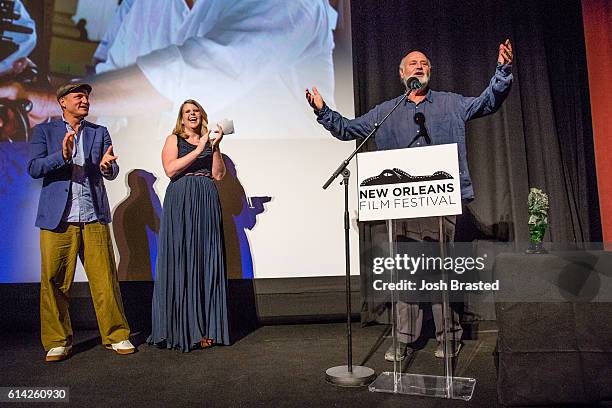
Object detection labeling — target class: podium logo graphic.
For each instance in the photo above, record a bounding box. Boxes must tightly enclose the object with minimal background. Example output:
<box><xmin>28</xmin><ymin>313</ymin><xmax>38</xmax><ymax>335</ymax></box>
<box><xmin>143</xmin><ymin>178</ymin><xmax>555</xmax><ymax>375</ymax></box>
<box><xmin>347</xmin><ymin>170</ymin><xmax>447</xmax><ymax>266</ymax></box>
<box><xmin>360</xmin><ymin>168</ymin><xmax>453</xmax><ymax>187</ymax></box>
<box><xmin>359</xmin><ymin>167</ymin><xmax>457</xmax><ymax>213</ymax></box>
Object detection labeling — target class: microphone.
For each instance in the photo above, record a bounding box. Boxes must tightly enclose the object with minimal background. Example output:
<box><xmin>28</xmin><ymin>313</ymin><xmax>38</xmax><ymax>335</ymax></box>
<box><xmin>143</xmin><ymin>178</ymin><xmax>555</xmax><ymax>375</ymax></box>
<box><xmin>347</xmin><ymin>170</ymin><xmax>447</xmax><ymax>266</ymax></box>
<box><xmin>404</xmin><ymin>77</ymin><xmax>422</xmax><ymax>92</ymax></box>
<box><xmin>414</xmin><ymin>112</ymin><xmax>425</xmax><ymax>126</ymax></box>
<box><xmin>413</xmin><ymin>112</ymin><xmax>431</xmax><ymax>145</ymax></box>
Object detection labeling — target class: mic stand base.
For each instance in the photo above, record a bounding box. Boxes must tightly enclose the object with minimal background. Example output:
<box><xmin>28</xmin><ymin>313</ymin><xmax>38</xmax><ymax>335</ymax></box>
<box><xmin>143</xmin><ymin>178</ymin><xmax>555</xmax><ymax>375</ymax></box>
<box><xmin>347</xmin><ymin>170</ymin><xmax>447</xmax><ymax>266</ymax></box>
<box><xmin>326</xmin><ymin>365</ymin><xmax>377</xmax><ymax>388</ymax></box>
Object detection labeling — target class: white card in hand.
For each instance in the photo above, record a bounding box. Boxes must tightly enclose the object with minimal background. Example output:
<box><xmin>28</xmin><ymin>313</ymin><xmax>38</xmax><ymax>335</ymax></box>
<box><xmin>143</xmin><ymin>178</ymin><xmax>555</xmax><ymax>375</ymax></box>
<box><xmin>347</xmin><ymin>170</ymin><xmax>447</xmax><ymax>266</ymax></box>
<box><xmin>216</xmin><ymin>119</ymin><xmax>234</xmax><ymax>135</ymax></box>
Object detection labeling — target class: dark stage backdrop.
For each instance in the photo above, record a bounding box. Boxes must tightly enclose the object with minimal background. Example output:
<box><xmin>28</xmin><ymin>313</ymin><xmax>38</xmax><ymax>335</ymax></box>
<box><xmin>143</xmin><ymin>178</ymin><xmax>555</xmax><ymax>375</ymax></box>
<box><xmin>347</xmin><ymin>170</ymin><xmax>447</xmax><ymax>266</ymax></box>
<box><xmin>350</xmin><ymin>0</ymin><xmax>602</xmax><ymax>321</ymax></box>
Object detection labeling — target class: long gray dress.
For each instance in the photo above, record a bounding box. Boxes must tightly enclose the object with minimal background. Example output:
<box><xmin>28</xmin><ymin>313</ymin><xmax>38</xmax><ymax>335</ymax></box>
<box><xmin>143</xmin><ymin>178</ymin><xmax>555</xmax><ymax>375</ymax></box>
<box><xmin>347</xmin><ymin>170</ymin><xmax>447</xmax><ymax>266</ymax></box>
<box><xmin>148</xmin><ymin>137</ymin><xmax>229</xmax><ymax>351</ymax></box>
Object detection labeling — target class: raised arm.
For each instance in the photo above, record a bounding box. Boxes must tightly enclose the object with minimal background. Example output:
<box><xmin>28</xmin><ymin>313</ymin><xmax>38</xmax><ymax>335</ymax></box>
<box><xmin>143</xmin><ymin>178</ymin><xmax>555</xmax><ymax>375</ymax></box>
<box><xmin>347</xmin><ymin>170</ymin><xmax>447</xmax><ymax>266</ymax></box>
<box><xmin>461</xmin><ymin>39</ymin><xmax>514</xmax><ymax>121</ymax></box>
<box><xmin>306</xmin><ymin>86</ymin><xmax>379</xmax><ymax>141</ymax></box>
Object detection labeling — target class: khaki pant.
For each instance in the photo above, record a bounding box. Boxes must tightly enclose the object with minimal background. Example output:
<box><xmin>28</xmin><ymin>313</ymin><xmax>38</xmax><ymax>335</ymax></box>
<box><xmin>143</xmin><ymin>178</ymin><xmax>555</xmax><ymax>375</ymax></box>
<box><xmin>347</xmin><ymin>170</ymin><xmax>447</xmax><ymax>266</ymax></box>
<box><xmin>39</xmin><ymin>222</ymin><xmax>130</xmax><ymax>351</ymax></box>
<box><xmin>396</xmin><ymin>302</ymin><xmax>463</xmax><ymax>343</ymax></box>
<box><xmin>394</xmin><ymin>216</ymin><xmax>463</xmax><ymax>344</ymax></box>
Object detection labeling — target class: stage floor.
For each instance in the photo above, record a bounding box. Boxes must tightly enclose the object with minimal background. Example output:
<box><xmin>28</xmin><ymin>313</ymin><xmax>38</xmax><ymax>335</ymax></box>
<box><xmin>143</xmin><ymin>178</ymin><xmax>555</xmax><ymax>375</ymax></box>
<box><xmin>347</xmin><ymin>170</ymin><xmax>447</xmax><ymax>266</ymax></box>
<box><xmin>2</xmin><ymin>323</ymin><xmax>502</xmax><ymax>407</ymax></box>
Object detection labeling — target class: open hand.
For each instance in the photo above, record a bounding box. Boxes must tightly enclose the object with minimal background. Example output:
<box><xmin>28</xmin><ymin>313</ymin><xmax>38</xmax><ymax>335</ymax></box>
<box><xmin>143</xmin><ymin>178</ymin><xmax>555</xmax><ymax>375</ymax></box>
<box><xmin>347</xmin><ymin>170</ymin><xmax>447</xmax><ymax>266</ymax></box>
<box><xmin>498</xmin><ymin>39</ymin><xmax>513</xmax><ymax>65</ymax></box>
<box><xmin>100</xmin><ymin>145</ymin><xmax>117</xmax><ymax>173</ymax></box>
<box><xmin>305</xmin><ymin>87</ymin><xmax>325</xmax><ymax>111</ymax></box>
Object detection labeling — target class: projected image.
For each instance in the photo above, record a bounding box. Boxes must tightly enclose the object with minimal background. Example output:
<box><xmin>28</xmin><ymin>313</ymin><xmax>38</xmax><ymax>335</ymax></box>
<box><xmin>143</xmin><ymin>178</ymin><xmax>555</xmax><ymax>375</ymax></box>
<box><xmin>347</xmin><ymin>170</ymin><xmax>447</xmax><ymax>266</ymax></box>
<box><xmin>3</xmin><ymin>0</ymin><xmax>338</xmax><ymax>138</ymax></box>
<box><xmin>0</xmin><ymin>0</ymin><xmax>358</xmax><ymax>283</ymax></box>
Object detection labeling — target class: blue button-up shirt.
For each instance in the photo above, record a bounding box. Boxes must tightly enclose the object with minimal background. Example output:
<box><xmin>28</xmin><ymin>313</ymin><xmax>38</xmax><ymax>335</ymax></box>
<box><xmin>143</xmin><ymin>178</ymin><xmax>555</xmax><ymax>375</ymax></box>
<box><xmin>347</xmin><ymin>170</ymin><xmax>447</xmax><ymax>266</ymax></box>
<box><xmin>62</xmin><ymin>117</ymin><xmax>97</xmax><ymax>223</ymax></box>
<box><xmin>317</xmin><ymin>64</ymin><xmax>513</xmax><ymax>200</ymax></box>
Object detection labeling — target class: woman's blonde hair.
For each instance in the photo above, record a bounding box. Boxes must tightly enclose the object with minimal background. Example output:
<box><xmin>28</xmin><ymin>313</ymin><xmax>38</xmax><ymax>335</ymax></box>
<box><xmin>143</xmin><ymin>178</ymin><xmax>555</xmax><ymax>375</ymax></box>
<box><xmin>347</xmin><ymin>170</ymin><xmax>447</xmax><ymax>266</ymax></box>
<box><xmin>172</xmin><ymin>99</ymin><xmax>208</xmax><ymax>139</ymax></box>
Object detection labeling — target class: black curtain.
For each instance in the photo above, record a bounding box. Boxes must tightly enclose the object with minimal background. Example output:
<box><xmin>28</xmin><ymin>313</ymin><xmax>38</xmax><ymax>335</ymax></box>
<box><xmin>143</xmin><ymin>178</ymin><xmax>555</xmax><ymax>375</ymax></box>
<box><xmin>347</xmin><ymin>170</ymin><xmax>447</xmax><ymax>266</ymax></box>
<box><xmin>350</xmin><ymin>0</ymin><xmax>601</xmax><ymax>244</ymax></box>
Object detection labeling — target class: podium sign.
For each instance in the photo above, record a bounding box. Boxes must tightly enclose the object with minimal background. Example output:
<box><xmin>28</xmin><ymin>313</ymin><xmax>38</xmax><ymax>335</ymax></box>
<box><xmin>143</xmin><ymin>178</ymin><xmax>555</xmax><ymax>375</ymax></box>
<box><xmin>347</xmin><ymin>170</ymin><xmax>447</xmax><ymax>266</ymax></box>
<box><xmin>357</xmin><ymin>144</ymin><xmax>462</xmax><ymax>221</ymax></box>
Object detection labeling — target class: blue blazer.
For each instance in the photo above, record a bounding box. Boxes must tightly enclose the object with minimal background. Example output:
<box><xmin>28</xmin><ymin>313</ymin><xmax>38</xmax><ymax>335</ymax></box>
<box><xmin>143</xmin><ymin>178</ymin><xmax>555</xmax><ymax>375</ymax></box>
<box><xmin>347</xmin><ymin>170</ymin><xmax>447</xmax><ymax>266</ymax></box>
<box><xmin>28</xmin><ymin>118</ymin><xmax>119</xmax><ymax>230</ymax></box>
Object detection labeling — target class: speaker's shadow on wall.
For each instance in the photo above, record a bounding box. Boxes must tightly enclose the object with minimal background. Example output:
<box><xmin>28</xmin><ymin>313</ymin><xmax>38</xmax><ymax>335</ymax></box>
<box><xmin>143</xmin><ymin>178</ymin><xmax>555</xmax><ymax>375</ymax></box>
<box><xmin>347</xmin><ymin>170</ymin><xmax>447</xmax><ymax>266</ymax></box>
<box><xmin>113</xmin><ymin>169</ymin><xmax>161</xmax><ymax>282</ymax></box>
<box><xmin>112</xmin><ymin>169</ymin><xmax>161</xmax><ymax>337</ymax></box>
<box><xmin>216</xmin><ymin>154</ymin><xmax>271</xmax><ymax>342</ymax></box>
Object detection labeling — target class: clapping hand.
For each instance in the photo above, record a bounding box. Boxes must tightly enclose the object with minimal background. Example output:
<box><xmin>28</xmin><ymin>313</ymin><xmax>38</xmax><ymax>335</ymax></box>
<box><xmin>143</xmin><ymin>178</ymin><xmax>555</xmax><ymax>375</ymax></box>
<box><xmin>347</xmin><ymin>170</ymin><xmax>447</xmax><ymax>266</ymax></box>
<box><xmin>62</xmin><ymin>131</ymin><xmax>76</xmax><ymax>161</ymax></box>
<box><xmin>100</xmin><ymin>145</ymin><xmax>117</xmax><ymax>174</ymax></box>
<box><xmin>498</xmin><ymin>39</ymin><xmax>513</xmax><ymax>65</ymax></box>
<box><xmin>196</xmin><ymin>131</ymin><xmax>209</xmax><ymax>153</ymax></box>
<box><xmin>210</xmin><ymin>125</ymin><xmax>223</xmax><ymax>150</ymax></box>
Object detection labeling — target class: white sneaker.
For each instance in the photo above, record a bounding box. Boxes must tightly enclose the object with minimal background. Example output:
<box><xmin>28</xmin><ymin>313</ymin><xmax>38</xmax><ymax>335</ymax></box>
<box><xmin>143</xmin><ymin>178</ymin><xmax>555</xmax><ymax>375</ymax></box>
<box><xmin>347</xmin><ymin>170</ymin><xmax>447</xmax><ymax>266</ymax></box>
<box><xmin>384</xmin><ymin>342</ymin><xmax>411</xmax><ymax>362</ymax></box>
<box><xmin>434</xmin><ymin>341</ymin><xmax>462</xmax><ymax>358</ymax></box>
<box><xmin>45</xmin><ymin>346</ymin><xmax>72</xmax><ymax>362</ymax></box>
<box><xmin>106</xmin><ymin>339</ymin><xmax>136</xmax><ymax>355</ymax></box>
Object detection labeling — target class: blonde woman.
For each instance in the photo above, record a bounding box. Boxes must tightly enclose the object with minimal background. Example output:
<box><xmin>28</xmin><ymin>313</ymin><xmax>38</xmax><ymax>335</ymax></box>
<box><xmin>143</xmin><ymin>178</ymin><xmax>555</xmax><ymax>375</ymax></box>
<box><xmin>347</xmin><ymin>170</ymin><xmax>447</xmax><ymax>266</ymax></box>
<box><xmin>148</xmin><ymin>99</ymin><xmax>229</xmax><ymax>351</ymax></box>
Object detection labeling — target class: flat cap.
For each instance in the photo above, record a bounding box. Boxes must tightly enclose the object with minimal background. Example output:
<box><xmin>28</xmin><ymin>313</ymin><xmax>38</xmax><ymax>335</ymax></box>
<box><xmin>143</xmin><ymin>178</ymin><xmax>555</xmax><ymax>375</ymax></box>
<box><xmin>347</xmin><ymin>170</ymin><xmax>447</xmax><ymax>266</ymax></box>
<box><xmin>56</xmin><ymin>83</ymin><xmax>92</xmax><ymax>100</ymax></box>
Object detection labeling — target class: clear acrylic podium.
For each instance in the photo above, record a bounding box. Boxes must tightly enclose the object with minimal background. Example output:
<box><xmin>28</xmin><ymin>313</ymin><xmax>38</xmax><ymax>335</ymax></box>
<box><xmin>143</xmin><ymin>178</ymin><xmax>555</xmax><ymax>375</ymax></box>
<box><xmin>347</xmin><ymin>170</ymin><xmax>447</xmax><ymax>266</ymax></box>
<box><xmin>356</xmin><ymin>143</ymin><xmax>475</xmax><ymax>399</ymax></box>
<box><xmin>367</xmin><ymin>218</ymin><xmax>476</xmax><ymax>400</ymax></box>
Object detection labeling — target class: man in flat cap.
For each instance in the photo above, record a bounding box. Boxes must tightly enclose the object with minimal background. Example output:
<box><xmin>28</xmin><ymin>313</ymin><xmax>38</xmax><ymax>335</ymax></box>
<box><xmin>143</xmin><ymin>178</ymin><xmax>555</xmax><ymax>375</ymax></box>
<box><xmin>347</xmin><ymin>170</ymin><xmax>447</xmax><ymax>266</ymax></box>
<box><xmin>28</xmin><ymin>83</ymin><xmax>135</xmax><ymax>362</ymax></box>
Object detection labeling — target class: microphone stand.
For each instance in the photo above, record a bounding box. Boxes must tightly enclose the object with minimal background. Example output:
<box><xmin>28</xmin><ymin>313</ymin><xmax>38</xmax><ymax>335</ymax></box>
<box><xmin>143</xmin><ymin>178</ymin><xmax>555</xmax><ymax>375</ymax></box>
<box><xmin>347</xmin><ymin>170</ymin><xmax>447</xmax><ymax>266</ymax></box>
<box><xmin>407</xmin><ymin>128</ymin><xmax>431</xmax><ymax>148</ymax></box>
<box><xmin>407</xmin><ymin>131</ymin><xmax>423</xmax><ymax>148</ymax></box>
<box><xmin>323</xmin><ymin>87</ymin><xmax>414</xmax><ymax>387</ymax></box>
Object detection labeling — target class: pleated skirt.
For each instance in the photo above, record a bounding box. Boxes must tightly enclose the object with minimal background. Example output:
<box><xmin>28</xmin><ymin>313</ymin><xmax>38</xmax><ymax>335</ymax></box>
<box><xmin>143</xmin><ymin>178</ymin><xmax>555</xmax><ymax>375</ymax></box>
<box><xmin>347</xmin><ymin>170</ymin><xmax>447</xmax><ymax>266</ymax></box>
<box><xmin>148</xmin><ymin>175</ymin><xmax>229</xmax><ymax>351</ymax></box>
